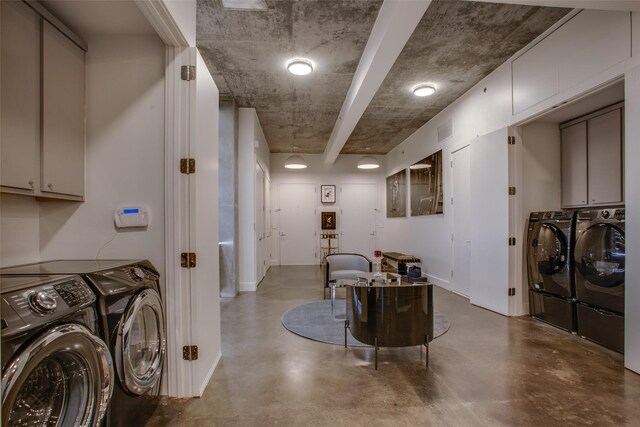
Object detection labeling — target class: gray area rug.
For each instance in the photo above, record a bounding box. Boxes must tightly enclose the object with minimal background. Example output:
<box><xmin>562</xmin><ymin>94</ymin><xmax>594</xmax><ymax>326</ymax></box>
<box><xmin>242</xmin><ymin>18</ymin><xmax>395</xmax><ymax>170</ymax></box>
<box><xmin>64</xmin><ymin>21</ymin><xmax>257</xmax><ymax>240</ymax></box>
<box><xmin>282</xmin><ymin>299</ymin><xmax>450</xmax><ymax>347</ymax></box>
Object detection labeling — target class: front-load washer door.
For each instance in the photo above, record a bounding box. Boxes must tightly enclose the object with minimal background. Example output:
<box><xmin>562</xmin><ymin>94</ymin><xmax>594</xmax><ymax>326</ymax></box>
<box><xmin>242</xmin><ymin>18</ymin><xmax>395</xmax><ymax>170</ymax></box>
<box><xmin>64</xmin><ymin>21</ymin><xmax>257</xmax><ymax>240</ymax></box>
<box><xmin>116</xmin><ymin>288</ymin><xmax>166</xmax><ymax>396</ymax></box>
<box><xmin>2</xmin><ymin>324</ymin><xmax>114</xmax><ymax>427</ymax></box>
<box><xmin>528</xmin><ymin>222</ymin><xmax>571</xmax><ymax>297</ymax></box>
<box><xmin>574</xmin><ymin>222</ymin><xmax>625</xmax><ymax>313</ymax></box>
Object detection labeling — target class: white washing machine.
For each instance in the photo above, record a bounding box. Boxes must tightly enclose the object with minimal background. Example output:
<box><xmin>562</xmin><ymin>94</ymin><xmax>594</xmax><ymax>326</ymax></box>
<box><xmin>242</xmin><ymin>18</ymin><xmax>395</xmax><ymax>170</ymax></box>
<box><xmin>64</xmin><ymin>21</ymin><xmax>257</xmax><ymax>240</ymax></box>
<box><xmin>1</xmin><ymin>275</ymin><xmax>114</xmax><ymax>426</ymax></box>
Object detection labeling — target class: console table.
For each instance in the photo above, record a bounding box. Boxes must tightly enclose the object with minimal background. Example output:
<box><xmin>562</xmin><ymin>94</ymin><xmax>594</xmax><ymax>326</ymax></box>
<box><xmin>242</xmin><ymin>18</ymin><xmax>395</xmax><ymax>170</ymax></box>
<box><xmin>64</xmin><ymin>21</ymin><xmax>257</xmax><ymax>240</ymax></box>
<box><xmin>344</xmin><ymin>276</ymin><xmax>433</xmax><ymax>370</ymax></box>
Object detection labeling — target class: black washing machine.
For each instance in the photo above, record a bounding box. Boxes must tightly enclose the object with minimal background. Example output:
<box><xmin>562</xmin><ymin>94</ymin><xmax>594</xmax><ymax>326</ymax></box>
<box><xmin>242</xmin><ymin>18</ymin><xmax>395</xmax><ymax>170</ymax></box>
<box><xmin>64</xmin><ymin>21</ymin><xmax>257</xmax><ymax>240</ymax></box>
<box><xmin>1</xmin><ymin>275</ymin><xmax>114</xmax><ymax>426</ymax></box>
<box><xmin>574</xmin><ymin>209</ymin><xmax>625</xmax><ymax>353</ymax></box>
<box><xmin>1</xmin><ymin>260</ymin><xmax>166</xmax><ymax>427</ymax></box>
<box><xmin>526</xmin><ymin>210</ymin><xmax>576</xmax><ymax>332</ymax></box>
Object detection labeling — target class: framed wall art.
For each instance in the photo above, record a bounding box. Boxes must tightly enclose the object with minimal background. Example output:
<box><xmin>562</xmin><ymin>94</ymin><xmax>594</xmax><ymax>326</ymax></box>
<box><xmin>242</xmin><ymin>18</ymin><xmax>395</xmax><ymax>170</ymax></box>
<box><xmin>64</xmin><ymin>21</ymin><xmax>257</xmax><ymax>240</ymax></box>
<box><xmin>386</xmin><ymin>170</ymin><xmax>407</xmax><ymax>217</ymax></box>
<box><xmin>321</xmin><ymin>185</ymin><xmax>336</xmax><ymax>203</ymax></box>
<box><xmin>410</xmin><ymin>149</ymin><xmax>443</xmax><ymax>216</ymax></box>
<box><xmin>321</xmin><ymin>211</ymin><xmax>336</xmax><ymax>230</ymax></box>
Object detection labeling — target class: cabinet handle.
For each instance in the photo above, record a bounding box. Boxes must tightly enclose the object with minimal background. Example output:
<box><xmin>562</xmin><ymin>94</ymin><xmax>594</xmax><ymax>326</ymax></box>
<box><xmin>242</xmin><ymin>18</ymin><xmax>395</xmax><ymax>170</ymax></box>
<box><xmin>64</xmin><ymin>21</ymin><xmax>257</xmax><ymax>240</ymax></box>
<box><xmin>28</xmin><ymin>181</ymin><xmax>34</xmax><ymax>187</ymax></box>
<box><xmin>47</xmin><ymin>183</ymin><xmax>53</xmax><ymax>189</ymax></box>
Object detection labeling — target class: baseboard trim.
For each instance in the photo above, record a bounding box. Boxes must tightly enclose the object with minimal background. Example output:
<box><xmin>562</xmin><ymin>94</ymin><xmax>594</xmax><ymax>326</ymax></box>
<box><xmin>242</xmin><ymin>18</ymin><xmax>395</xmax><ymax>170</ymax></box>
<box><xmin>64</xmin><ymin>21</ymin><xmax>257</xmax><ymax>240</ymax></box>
<box><xmin>196</xmin><ymin>351</ymin><xmax>221</xmax><ymax>397</ymax></box>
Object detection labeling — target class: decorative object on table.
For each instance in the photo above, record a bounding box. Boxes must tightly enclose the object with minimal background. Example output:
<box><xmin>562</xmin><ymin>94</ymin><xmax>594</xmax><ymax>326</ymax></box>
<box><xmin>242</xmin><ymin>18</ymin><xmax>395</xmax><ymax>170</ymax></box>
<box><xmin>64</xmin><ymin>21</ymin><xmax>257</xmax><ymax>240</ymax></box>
<box><xmin>321</xmin><ymin>211</ymin><xmax>336</xmax><ymax>230</ymax></box>
<box><xmin>386</xmin><ymin>169</ymin><xmax>407</xmax><ymax>217</ymax></box>
<box><xmin>373</xmin><ymin>250</ymin><xmax>382</xmax><ymax>276</ymax></box>
<box><xmin>406</xmin><ymin>265</ymin><xmax>422</xmax><ymax>282</ymax></box>
<box><xmin>382</xmin><ymin>252</ymin><xmax>421</xmax><ymax>275</ymax></box>
<box><xmin>281</xmin><ymin>299</ymin><xmax>449</xmax><ymax>347</ymax></box>
<box><xmin>410</xmin><ymin>149</ymin><xmax>443</xmax><ymax>216</ymax></box>
<box><xmin>320</xmin><ymin>185</ymin><xmax>336</xmax><ymax>203</ymax></box>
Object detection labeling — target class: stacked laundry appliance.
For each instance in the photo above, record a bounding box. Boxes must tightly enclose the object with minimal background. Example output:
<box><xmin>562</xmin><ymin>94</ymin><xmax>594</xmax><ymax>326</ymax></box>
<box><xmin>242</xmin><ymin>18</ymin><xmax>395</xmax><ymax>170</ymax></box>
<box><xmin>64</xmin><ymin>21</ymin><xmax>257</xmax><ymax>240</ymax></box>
<box><xmin>527</xmin><ymin>209</ymin><xmax>625</xmax><ymax>353</ymax></box>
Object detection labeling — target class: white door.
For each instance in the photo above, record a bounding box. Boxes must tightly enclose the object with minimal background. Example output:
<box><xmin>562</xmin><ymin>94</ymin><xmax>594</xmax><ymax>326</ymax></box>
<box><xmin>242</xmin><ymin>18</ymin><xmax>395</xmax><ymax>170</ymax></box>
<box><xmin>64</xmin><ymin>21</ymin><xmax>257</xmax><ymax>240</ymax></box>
<box><xmin>265</xmin><ymin>176</ymin><xmax>272</xmax><ymax>270</ymax></box>
<box><xmin>189</xmin><ymin>50</ymin><xmax>221</xmax><ymax>395</ymax></box>
<box><xmin>255</xmin><ymin>162</ymin><xmax>265</xmax><ymax>283</ymax></box>
<box><xmin>470</xmin><ymin>128</ymin><xmax>510</xmax><ymax>315</ymax></box>
<box><xmin>341</xmin><ymin>184</ymin><xmax>377</xmax><ymax>257</ymax></box>
<box><xmin>451</xmin><ymin>145</ymin><xmax>471</xmax><ymax>297</ymax></box>
<box><xmin>279</xmin><ymin>183</ymin><xmax>317</xmax><ymax>265</ymax></box>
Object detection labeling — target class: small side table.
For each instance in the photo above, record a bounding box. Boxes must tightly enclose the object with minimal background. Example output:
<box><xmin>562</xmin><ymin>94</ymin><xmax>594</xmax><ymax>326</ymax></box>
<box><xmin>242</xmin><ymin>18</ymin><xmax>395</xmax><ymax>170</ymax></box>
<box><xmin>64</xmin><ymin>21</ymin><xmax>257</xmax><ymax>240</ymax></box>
<box><xmin>328</xmin><ymin>279</ymin><xmax>356</xmax><ymax>317</ymax></box>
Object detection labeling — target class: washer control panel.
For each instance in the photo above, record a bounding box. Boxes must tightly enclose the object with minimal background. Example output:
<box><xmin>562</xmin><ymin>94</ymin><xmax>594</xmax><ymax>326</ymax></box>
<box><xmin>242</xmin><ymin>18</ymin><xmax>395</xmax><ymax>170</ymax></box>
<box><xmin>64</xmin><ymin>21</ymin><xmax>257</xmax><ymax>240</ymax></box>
<box><xmin>1</xmin><ymin>276</ymin><xmax>96</xmax><ymax>332</ymax></box>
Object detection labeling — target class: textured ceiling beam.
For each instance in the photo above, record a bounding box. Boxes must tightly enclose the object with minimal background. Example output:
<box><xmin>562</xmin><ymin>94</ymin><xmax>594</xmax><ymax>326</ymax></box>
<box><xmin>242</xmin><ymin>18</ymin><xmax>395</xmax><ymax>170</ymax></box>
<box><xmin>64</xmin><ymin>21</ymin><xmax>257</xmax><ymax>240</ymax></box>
<box><xmin>469</xmin><ymin>0</ymin><xmax>640</xmax><ymax>12</ymax></box>
<box><xmin>322</xmin><ymin>0</ymin><xmax>431</xmax><ymax>165</ymax></box>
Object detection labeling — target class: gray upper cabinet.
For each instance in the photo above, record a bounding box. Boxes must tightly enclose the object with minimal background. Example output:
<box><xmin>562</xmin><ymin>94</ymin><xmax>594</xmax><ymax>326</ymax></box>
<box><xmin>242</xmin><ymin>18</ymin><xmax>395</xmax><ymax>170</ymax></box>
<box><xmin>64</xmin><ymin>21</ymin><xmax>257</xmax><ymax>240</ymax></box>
<box><xmin>0</xmin><ymin>2</ymin><xmax>85</xmax><ymax>201</ymax></box>
<box><xmin>41</xmin><ymin>21</ymin><xmax>85</xmax><ymax>198</ymax></box>
<box><xmin>560</xmin><ymin>105</ymin><xmax>623</xmax><ymax>208</ymax></box>
<box><xmin>561</xmin><ymin>122</ymin><xmax>588</xmax><ymax>207</ymax></box>
<box><xmin>588</xmin><ymin>109</ymin><xmax>623</xmax><ymax>205</ymax></box>
<box><xmin>0</xmin><ymin>1</ymin><xmax>39</xmax><ymax>192</ymax></box>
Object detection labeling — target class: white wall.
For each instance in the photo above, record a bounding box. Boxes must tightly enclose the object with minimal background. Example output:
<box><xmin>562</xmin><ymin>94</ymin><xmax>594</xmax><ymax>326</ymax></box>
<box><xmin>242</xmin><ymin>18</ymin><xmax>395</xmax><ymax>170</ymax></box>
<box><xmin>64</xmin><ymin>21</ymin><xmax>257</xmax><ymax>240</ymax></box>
<box><xmin>238</xmin><ymin>108</ymin><xmax>270</xmax><ymax>291</ymax></box>
<box><xmin>270</xmin><ymin>154</ymin><xmax>385</xmax><ymax>265</ymax></box>
<box><xmin>0</xmin><ymin>194</ymin><xmax>40</xmax><ymax>267</ymax></box>
<box><xmin>39</xmin><ymin>35</ymin><xmax>166</xmax><ymax>281</ymax></box>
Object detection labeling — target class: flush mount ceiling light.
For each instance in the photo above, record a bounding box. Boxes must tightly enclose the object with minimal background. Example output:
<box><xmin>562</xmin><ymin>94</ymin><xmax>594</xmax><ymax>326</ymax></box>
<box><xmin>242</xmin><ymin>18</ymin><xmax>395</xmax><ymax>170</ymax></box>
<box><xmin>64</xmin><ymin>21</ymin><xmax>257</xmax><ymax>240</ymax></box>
<box><xmin>357</xmin><ymin>156</ymin><xmax>380</xmax><ymax>170</ymax></box>
<box><xmin>284</xmin><ymin>154</ymin><xmax>307</xmax><ymax>169</ymax></box>
<box><xmin>410</xmin><ymin>162</ymin><xmax>432</xmax><ymax>170</ymax></box>
<box><xmin>412</xmin><ymin>83</ymin><xmax>437</xmax><ymax>97</ymax></box>
<box><xmin>286</xmin><ymin>58</ymin><xmax>314</xmax><ymax>76</ymax></box>
<box><xmin>222</xmin><ymin>0</ymin><xmax>268</xmax><ymax>10</ymax></box>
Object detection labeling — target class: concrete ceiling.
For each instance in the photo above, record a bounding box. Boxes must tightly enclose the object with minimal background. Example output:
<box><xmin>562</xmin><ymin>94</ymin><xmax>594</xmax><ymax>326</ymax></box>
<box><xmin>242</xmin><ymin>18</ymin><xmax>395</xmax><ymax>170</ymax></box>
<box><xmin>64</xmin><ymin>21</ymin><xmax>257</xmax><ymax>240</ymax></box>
<box><xmin>197</xmin><ymin>0</ymin><xmax>571</xmax><ymax>155</ymax></box>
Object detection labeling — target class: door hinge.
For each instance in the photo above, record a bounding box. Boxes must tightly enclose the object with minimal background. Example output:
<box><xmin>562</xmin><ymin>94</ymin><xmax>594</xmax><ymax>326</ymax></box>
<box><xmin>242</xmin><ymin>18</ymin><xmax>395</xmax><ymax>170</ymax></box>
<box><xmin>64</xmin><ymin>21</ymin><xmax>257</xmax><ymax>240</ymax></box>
<box><xmin>180</xmin><ymin>158</ymin><xmax>196</xmax><ymax>174</ymax></box>
<box><xmin>508</xmin><ymin>288</ymin><xmax>516</xmax><ymax>296</ymax></box>
<box><xmin>183</xmin><ymin>345</ymin><xmax>199</xmax><ymax>361</ymax></box>
<box><xmin>180</xmin><ymin>252</ymin><xmax>197</xmax><ymax>268</ymax></box>
<box><xmin>181</xmin><ymin>65</ymin><xmax>196</xmax><ymax>81</ymax></box>
<box><xmin>508</xmin><ymin>237</ymin><xmax>516</xmax><ymax>246</ymax></box>
<box><xmin>508</xmin><ymin>186</ymin><xmax>516</xmax><ymax>195</ymax></box>
<box><xmin>508</xmin><ymin>136</ymin><xmax>516</xmax><ymax>145</ymax></box>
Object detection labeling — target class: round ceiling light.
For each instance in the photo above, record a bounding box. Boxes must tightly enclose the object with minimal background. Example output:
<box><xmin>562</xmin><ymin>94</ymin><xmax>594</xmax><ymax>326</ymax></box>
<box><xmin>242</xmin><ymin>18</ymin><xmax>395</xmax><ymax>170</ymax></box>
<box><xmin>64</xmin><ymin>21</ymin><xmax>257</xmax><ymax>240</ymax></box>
<box><xmin>412</xmin><ymin>83</ymin><xmax>437</xmax><ymax>97</ymax></box>
<box><xmin>284</xmin><ymin>154</ymin><xmax>307</xmax><ymax>169</ymax></box>
<box><xmin>286</xmin><ymin>58</ymin><xmax>314</xmax><ymax>76</ymax></box>
<box><xmin>410</xmin><ymin>162</ymin><xmax>432</xmax><ymax>170</ymax></box>
<box><xmin>357</xmin><ymin>156</ymin><xmax>380</xmax><ymax>170</ymax></box>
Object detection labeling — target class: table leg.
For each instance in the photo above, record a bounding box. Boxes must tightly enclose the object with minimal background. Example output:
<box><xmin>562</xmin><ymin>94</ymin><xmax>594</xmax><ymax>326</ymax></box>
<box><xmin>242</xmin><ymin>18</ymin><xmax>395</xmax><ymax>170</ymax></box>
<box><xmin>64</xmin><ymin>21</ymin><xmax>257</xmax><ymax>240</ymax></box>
<box><xmin>374</xmin><ymin>336</ymin><xmax>378</xmax><ymax>370</ymax></box>
<box><xmin>331</xmin><ymin>285</ymin><xmax>336</xmax><ymax>316</ymax></box>
<box><xmin>344</xmin><ymin>320</ymin><xmax>349</xmax><ymax>348</ymax></box>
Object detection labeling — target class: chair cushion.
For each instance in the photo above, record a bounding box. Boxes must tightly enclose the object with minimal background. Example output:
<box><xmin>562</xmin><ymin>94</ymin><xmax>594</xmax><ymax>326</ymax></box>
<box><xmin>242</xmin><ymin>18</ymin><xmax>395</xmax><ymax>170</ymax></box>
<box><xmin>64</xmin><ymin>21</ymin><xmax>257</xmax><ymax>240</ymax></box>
<box><xmin>329</xmin><ymin>269</ymin><xmax>367</xmax><ymax>281</ymax></box>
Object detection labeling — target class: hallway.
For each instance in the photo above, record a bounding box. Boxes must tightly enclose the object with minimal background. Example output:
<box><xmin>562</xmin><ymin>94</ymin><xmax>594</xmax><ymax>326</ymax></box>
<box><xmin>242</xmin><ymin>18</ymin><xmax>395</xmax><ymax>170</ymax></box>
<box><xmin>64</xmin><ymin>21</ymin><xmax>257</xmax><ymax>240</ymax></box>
<box><xmin>148</xmin><ymin>266</ymin><xmax>640</xmax><ymax>426</ymax></box>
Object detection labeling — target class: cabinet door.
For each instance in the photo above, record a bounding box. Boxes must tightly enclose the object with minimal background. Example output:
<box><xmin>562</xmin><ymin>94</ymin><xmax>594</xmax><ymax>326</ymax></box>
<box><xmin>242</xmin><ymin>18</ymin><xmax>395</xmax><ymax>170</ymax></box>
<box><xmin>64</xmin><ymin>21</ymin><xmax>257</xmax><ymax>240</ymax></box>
<box><xmin>41</xmin><ymin>21</ymin><xmax>85</xmax><ymax>197</ymax></box>
<box><xmin>588</xmin><ymin>109</ymin><xmax>623</xmax><ymax>205</ymax></box>
<box><xmin>1</xmin><ymin>1</ymin><xmax>39</xmax><ymax>191</ymax></box>
<box><xmin>561</xmin><ymin>122</ymin><xmax>588</xmax><ymax>207</ymax></box>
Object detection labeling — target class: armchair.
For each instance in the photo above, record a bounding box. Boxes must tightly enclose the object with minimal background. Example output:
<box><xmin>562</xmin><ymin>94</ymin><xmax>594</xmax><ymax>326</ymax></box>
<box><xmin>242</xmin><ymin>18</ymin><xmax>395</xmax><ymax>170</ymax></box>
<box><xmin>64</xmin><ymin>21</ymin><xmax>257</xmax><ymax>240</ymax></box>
<box><xmin>324</xmin><ymin>253</ymin><xmax>372</xmax><ymax>298</ymax></box>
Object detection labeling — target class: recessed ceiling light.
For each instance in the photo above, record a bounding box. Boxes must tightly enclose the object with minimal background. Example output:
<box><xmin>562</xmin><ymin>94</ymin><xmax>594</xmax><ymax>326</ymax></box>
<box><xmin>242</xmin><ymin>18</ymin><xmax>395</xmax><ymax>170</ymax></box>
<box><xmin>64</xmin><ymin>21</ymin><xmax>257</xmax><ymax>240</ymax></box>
<box><xmin>412</xmin><ymin>83</ymin><xmax>437</xmax><ymax>97</ymax></box>
<box><xmin>222</xmin><ymin>0</ymin><xmax>268</xmax><ymax>10</ymax></box>
<box><xmin>287</xmin><ymin>58</ymin><xmax>314</xmax><ymax>76</ymax></box>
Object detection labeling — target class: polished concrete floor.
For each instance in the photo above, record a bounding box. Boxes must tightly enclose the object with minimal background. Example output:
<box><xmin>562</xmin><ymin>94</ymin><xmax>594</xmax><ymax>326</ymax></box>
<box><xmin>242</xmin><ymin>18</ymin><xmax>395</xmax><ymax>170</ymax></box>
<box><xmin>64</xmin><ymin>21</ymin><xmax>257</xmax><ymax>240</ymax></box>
<box><xmin>147</xmin><ymin>266</ymin><xmax>640</xmax><ymax>426</ymax></box>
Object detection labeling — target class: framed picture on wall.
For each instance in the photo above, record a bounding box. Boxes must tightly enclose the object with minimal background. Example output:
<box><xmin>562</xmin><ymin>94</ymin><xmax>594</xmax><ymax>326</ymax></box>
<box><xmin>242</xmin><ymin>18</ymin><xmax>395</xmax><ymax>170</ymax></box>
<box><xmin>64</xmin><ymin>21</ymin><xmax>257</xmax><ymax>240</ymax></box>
<box><xmin>386</xmin><ymin>170</ymin><xmax>407</xmax><ymax>217</ymax></box>
<box><xmin>410</xmin><ymin>149</ymin><xmax>444</xmax><ymax>216</ymax></box>
<box><xmin>321</xmin><ymin>211</ymin><xmax>336</xmax><ymax>230</ymax></box>
<box><xmin>321</xmin><ymin>185</ymin><xmax>336</xmax><ymax>203</ymax></box>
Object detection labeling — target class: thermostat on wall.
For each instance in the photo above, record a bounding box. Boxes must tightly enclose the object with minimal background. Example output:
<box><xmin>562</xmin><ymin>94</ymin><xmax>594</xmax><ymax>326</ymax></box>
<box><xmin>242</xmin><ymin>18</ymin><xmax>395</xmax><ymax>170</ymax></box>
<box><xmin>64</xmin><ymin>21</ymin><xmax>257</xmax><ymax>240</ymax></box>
<box><xmin>115</xmin><ymin>206</ymin><xmax>149</xmax><ymax>228</ymax></box>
